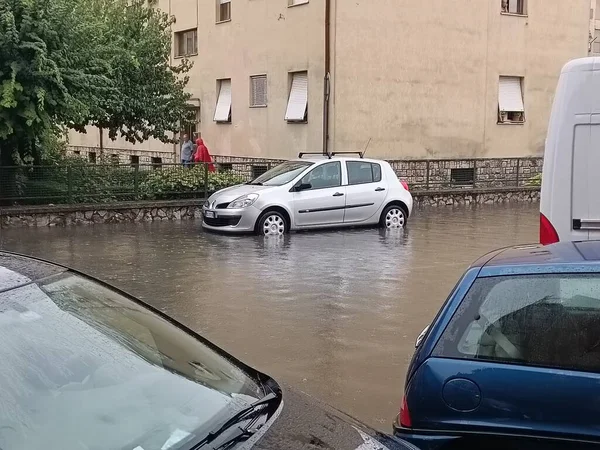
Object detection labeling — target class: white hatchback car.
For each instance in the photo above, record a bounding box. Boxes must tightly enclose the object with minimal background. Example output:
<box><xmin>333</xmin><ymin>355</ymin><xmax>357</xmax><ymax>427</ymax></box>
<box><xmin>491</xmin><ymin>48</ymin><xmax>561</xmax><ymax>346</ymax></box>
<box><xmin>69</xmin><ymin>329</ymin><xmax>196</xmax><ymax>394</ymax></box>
<box><xmin>202</xmin><ymin>153</ymin><xmax>413</xmax><ymax>235</ymax></box>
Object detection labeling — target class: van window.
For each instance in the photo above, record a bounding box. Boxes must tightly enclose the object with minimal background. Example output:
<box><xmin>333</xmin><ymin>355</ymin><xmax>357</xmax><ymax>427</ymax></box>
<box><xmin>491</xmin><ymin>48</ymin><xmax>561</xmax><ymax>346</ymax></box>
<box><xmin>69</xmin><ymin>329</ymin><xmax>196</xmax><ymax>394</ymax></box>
<box><xmin>433</xmin><ymin>274</ymin><xmax>600</xmax><ymax>372</ymax></box>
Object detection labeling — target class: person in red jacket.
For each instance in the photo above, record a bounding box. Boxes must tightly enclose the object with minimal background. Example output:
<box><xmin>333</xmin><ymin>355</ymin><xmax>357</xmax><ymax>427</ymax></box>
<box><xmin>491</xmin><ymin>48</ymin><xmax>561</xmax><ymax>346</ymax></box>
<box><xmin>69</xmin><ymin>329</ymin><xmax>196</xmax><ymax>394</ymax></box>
<box><xmin>194</xmin><ymin>137</ymin><xmax>215</xmax><ymax>172</ymax></box>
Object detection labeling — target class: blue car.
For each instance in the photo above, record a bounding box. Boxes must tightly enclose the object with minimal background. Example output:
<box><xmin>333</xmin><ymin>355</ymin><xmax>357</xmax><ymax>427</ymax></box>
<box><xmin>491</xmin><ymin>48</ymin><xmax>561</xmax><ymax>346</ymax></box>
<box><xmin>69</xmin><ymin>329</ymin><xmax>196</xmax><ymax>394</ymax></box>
<box><xmin>394</xmin><ymin>241</ymin><xmax>600</xmax><ymax>450</ymax></box>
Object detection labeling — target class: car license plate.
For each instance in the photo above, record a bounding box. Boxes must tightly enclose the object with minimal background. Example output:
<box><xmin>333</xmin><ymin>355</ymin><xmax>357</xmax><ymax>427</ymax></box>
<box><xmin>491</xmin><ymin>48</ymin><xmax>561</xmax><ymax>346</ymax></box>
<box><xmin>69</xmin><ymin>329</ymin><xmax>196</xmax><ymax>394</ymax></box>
<box><xmin>204</xmin><ymin>211</ymin><xmax>215</xmax><ymax>218</ymax></box>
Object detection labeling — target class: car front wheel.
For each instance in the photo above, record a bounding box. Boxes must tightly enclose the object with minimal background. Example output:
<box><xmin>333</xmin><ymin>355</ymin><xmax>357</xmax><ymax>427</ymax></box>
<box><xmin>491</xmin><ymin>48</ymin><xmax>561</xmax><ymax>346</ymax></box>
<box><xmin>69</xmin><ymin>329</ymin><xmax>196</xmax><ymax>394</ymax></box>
<box><xmin>257</xmin><ymin>211</ymin><xmax>288</xmax><ymax>236</ymax></box>
<box><xmin>380</xmin><ymin>205</ymin><xmax>407</xmax><ymax>229</ymax></box>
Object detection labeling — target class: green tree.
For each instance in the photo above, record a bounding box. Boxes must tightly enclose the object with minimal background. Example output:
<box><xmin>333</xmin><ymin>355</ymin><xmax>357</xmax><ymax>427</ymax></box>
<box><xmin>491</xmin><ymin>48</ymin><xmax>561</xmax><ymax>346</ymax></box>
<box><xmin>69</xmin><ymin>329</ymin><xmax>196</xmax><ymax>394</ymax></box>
<box><xmin>0</xmin><ymin>0</ymin><xmax>192</xmax><ymax>167</ymax></box>
<box><xmin>81</xmin><ymin>0</ymin><xmax>194</xmax><ymax>144</ymax></box>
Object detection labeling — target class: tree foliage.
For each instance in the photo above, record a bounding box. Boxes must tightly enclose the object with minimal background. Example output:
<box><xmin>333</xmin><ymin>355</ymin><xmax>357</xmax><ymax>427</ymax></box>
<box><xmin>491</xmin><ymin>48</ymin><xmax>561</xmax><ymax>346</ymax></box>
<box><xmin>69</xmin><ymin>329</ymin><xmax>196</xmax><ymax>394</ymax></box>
<box><xmin>0</xmin><ymin>0</ymin><xmax>192</xmax><ymax>165</ymax></box>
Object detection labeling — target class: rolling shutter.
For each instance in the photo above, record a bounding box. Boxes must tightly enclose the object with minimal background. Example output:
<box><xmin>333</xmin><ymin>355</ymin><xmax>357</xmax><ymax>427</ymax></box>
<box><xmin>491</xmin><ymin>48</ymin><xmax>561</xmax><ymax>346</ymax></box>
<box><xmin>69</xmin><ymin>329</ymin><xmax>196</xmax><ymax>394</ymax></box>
<box><xmin>498</xmin><ymin>77</ymin><xmax>524</xmax><ymax>112</ymax></box>
<box><xmin>214</xmin><ymin>79</ymin><xmax>232</xmax><ymax>122</ymax></box>
<box><xmin>285</xmin><ymin>72</ymin><xmax>308</xmax><ymax>121</ymax></box>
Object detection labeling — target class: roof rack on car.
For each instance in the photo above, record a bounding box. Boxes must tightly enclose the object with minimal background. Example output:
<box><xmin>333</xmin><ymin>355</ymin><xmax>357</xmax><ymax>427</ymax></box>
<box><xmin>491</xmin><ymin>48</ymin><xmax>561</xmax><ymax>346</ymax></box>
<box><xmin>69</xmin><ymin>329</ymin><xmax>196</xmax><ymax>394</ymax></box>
<box><xmin>298</xmin><ymin>152</ymin><xmax>332</xmax><ymax>159</ymax></box>
<box><xmin>330</xmin><ymin>151</ymin><xmax>364</xmax><ymax>158</ymax></box>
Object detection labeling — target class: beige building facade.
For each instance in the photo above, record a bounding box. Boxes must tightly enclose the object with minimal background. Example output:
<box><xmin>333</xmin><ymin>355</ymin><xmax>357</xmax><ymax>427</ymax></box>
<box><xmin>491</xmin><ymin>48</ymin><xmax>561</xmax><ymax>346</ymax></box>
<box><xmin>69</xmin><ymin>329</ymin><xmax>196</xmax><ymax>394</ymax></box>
<box><xmin>68</xmin><ymin>0</ymin><xmax>589</xmax><ymax>162</ymax></box>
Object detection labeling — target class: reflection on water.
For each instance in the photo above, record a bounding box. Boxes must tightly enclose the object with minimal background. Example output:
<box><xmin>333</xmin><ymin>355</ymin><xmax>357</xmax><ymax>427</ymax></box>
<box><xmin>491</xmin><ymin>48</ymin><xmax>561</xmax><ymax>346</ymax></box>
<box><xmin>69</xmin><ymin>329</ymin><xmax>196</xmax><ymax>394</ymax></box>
<box><xmin>0</xmin><ymin>203</ymin><xmax>538</xmax><ymax>431</ymax></box>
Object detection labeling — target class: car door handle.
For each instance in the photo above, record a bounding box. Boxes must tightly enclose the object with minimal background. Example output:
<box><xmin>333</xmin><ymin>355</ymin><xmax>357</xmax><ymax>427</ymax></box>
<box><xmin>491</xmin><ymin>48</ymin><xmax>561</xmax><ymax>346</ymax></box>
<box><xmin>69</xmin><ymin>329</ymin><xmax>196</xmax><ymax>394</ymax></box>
<box><xmin>375</xmin><ymin>187</ymin><xmax>386</xmax><ymax>192</ymax></box>
<box><xmin>333</xmin><ymin>192</ymin><xmax>344</xmax><ymax>197</ymax></box>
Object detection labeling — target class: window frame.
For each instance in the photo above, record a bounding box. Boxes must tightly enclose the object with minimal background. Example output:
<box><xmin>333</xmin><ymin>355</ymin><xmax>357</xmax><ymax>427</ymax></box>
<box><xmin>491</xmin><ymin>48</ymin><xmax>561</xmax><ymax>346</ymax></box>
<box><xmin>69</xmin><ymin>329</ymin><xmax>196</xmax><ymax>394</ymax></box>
<box><xmin>249</xmin><ymin>74</ymin><xmax>268</xmax><ymax>108</ymax></box>
<box><xmin>174</xmin><ymin>28</ymin><xmax>198</xmax><ymax>58</ymax></box>
<box><xmin>345</xmin><ymin>161</ymin><xmax>382</xmax><ymax>186</ymax></box>
<box><xmin>500</xmin><ymin>0</ymin><xmax>527</xmax><ymax>16</ymax></box>
<box><xmin>299</xmin><ymin>161</ymin><xmax>342</xmax><ymax>191</ymax></box>
<box><xmin>498</xmin><ymin>76</ymin><xmax>525</xmax><ymax>125</ymax></box>
<box><xmin>217</xmin><ymin>0</ymin><xmax>231</xmax><ymax>23</ymax></box>
<box><xmin>214</xmin><ymin>78</ymin><xmax>232</xmax><ymax>124</ymax></box>
<box><xmin>285</xmin><ymin>71</ymin><xmax>308</xmax><ymax>123</ymax></box>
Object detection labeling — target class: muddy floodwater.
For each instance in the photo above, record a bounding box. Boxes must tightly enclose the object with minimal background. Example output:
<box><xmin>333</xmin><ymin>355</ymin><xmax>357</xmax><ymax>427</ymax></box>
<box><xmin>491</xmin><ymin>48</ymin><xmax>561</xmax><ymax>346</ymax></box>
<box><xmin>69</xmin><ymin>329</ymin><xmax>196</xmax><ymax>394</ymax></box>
<box><xmin>0</xmin><ymin>203</ymin><xmax>538</xmax><ymax>431</ymax></box>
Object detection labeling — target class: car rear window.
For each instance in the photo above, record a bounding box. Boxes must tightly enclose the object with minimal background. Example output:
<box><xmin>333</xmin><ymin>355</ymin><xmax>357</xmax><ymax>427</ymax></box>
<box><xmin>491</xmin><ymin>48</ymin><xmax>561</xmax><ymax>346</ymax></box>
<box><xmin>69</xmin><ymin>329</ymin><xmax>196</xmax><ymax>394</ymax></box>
<box><xmin>346</xmin><ymin>162</ymin><xmax>382</xmax><ymax>185</ymax></box>
<box><xmin>433</xmin><ymin>274</ymin><xmax>600</xmax><ymax>372</ymax></box>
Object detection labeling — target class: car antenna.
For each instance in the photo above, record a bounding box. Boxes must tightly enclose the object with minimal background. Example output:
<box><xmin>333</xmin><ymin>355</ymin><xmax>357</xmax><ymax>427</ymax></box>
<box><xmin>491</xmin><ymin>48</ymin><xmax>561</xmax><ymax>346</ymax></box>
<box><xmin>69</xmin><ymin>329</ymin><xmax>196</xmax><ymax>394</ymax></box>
<box><xmin>362</xmin><ymin>138</ymin><xmax>372</xmax><ymax>158</ymax></box>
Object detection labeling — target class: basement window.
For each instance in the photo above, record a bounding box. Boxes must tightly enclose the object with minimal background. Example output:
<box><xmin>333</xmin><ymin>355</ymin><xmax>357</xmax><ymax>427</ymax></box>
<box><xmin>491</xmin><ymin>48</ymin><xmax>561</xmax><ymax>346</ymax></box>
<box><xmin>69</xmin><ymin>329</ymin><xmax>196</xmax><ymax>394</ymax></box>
<box><xmin>251</xmin><ymin>165</ymin><xmax>268</xmax><ymax>179</ymax></box>
<box><xmin>451</xmin><ymin>168</ymin><xmax>475</xmax><ymax>185</ymax></box>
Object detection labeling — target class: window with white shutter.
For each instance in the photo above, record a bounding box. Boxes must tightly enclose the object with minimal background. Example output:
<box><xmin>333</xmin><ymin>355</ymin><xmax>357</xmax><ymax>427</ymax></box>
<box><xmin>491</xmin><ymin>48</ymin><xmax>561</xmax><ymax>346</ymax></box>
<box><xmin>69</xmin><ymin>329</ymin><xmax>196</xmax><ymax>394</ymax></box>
<box><xmin>285</xmin><ymin>71</ymin><xmax>308</xmax><ymax>122</ymax></box>
<box><xmin>217</xmin><ymin>0</ymin><xmax>231</xmax><ymax>22</ymax></box>
<box><xmin>250</xmin><ymin>75</ymin><xmax>267</xmax><ymax>107</ymax></box>
<box><xmin>498</xmin><ymin>76</ymin><xmax>525</xmax><ymax>124</ymax></box>
<box><xmin>214</xmin><ymin>79</ymin><xmax>232</xmax><ymax>123</ymax></box>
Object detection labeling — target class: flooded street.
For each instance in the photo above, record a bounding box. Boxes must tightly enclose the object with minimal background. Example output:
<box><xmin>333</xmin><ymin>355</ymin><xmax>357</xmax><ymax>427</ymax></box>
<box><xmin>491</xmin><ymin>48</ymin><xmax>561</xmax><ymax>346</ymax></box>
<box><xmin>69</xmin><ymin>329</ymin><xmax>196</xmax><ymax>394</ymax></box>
<box><xmin>0</xmin><ymin>203</ymin><xmax>538</xmax><ymax>432</ymax></box>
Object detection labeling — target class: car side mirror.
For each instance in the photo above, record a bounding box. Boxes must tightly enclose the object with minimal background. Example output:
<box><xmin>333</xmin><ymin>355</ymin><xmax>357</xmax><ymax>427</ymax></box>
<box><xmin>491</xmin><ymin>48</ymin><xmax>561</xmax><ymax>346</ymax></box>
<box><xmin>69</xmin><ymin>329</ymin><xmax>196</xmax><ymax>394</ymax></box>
<box><xmin>295</xmin><ymin>182</ymin><xmax>312</xmax><ymax>192</ymax></box>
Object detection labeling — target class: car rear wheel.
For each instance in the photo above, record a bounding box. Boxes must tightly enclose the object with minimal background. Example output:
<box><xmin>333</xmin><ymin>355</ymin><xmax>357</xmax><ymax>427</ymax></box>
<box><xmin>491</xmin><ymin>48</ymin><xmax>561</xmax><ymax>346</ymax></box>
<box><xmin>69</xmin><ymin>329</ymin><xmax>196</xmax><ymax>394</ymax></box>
<box><xmin>380</xmin><ymin>205</ymin><xmax>407</xmax><ymax>229</ymax></box>
<box><xmin>257</xmin><ymin>211</ymin><xmax>288</xmax><ymax>236</ymax></box>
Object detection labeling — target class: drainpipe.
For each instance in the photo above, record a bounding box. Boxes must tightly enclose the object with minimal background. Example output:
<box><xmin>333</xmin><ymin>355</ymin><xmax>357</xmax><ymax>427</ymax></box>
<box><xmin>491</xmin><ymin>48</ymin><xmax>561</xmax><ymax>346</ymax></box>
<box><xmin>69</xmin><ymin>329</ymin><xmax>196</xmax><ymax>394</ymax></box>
<box><xmin>322</xmin><ymin>0</ymin><xmax>331</xmax><ymax>155</ymax></box>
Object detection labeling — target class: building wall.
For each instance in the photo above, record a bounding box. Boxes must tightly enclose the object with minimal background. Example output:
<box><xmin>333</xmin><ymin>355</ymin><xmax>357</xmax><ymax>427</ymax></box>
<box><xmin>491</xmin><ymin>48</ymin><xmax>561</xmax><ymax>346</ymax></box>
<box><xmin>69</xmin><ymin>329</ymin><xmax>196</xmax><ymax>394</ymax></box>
<box><xmin>182</xmin><ymin>0</ymin><xmax>325</xmax><ymax>159</ymax></box>
<box><xmin>330</xmin><ymin>0</ymin><xmax>589</xmax><ymax>159</ymax></box>
<box><xmin>68</xmin><ymin>0</ymin><xmax>588</xmax><ymax>161</ymax></box>
<box><xmin>67</xmin><ymin>127</ymin><xmax>176</xmax><ymax>163</ymax></box>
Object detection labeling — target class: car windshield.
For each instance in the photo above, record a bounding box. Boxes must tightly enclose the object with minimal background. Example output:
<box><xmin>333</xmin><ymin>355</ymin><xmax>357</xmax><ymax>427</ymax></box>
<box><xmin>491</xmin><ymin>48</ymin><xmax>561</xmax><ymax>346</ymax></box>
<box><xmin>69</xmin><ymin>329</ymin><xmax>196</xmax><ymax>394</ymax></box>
<box><xmin>250</xmin><ymin>161</ymin><xmax>312</xmax><ymax>186</ymax></box>
<box><xmin>0</xmin><ymin>272</ymin><xmax>263</xmax><ymax>450</ymax></box>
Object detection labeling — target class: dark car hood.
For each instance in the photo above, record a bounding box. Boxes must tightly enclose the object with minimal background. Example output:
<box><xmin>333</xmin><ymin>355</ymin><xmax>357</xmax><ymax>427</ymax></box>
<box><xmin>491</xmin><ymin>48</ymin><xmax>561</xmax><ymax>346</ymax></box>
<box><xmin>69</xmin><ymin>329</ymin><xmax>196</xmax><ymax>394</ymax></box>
<box><xmin>250</xmin><ymin>386</ymin><xmax>417</xmax><ymax>450</ymax></box>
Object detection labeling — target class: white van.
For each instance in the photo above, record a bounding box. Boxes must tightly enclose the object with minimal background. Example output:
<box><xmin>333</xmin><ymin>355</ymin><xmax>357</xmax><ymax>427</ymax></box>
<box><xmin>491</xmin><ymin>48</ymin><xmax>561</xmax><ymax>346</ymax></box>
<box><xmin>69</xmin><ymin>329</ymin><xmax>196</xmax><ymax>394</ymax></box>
<box><xmin>541</xmin><ymin>57</ymin><xmax>600</xmax><ymax>244</ymax></box>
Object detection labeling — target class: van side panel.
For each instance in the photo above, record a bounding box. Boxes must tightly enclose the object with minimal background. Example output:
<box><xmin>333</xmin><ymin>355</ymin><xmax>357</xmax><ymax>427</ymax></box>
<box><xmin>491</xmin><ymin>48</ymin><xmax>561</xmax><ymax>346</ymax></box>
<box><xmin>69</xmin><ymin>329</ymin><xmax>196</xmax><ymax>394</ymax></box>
<box><xmin>541</xmin><ymin>59</ymin><xmax>600</xmax><ymax>243</ymax></box>
<box><xmin>571</xmin><ymin>123</ymin><xmax>591</xmax><ymax>241</ymax></box>
<box><xmin>541</xmin><ymin>71</ymin><xmax>577</xmax><ymax>242</ymax></box>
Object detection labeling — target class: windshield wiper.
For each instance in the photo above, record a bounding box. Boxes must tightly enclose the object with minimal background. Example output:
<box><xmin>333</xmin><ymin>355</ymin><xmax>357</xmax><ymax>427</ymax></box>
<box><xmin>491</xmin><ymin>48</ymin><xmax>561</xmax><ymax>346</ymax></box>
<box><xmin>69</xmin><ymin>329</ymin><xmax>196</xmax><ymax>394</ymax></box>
<box><xmin>191</xmin><ymin>392</ymin><xmax>280</xmax><ymax>449</ymax></box>
<box><xmin>246</xmin><ymin>181</ymin><xmax>263</xmax><ymax>185</ymax></box>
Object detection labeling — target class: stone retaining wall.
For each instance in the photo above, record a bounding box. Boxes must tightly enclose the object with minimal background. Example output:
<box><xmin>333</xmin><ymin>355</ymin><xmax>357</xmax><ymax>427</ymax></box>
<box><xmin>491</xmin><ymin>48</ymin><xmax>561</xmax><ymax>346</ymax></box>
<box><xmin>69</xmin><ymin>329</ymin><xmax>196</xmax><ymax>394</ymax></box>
<box><xmin>0</xmin><ymin>200</ymin><xmax>203</xmax><ymax>228</ymax></box>
<box><xmin>415</xmin><ymin>187</ymin><xmax>540</xmax><ymax>207</ymax></box>
<box><xmin>0</xmin><ymin>188</ymin><xmax>539</xmax><ymax>228</ymax></box>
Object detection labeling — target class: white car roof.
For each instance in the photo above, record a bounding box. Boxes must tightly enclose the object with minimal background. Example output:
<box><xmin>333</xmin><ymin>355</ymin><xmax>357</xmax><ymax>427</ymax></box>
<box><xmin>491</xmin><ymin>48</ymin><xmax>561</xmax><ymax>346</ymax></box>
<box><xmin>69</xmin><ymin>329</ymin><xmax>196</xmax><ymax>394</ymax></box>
<box><xmin>291</xmin><ymin>156</ymin><xmax>387</xmax><ymax>164</ymax></box>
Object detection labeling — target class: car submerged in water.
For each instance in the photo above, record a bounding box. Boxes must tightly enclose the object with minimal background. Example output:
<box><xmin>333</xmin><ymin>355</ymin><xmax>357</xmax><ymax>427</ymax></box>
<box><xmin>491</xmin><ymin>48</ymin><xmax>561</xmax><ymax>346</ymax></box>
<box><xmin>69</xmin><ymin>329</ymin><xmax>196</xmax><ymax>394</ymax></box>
<box><xmin>0</xmin><ymin>252</ymin><xmax>418</xmax><ymax>450</ymax></box>
<box><xmin>202</xmin><ymin>153</ymin><xmax>413</xmax><ymax>236</ymax></box>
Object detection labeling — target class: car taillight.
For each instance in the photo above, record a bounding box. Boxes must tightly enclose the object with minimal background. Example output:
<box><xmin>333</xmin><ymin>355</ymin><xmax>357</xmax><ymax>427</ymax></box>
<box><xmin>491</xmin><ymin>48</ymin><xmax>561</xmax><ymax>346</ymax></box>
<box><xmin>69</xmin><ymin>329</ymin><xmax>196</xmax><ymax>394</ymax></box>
<box><xmin>399</xmin><ymin>395</ymin><xmax>412</xmax><ymax>428</ymax></box>
<box><xmin>540</xmin><ymin>213</ymin><xmax>559</xmax><ymax>245</ymax></box>
<box><xmin>401</xmin><ymin>180</ymin><xmax>410</xmax><ymax>191</ymax></box>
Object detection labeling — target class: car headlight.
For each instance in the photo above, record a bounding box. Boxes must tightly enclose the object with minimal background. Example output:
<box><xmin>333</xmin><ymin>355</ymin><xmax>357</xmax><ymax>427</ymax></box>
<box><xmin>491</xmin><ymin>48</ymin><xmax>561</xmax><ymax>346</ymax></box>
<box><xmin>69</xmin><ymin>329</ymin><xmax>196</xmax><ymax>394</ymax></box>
<box><xmin>228</xmin><ymin>193</ymin><xmax>259</xmax><ymax>209</ymax></box>
<box><xmin>203</xmin><ymin>200</ymin><xmax>210</xmax><ymax>208</ymax></box>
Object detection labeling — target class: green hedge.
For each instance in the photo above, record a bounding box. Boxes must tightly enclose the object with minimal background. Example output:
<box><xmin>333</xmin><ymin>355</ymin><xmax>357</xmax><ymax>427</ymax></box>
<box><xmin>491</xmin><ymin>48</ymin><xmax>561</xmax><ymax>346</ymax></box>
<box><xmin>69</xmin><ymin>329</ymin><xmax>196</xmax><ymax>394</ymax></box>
<box><xmin>140</xmin><ymin>166</ymin><xmax>245</xmax><ymax>200</ymax></box>
<box><xmin>527</xmin><ymin>173</ymin><xmax>541</xmax><ymax>187</ymax></box>
<box><xmin>6</xmin><ymin>157</ymin><xmax>246</xmax><ymax>204</ymax></box>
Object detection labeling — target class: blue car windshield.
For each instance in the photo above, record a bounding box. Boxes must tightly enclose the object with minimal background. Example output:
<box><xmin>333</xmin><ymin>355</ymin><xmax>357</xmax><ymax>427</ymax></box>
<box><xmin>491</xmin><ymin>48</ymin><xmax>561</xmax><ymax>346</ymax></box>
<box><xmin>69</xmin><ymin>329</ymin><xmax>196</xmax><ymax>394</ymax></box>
<box><xmin>251</xmin><ymin>161</ymin><xmax>313</xmax><ymax>186</ymax></box>
<box><xmin>0</xmin><ymin>272</ymin><xmax>262</xmax><ymax>450</ymax></box>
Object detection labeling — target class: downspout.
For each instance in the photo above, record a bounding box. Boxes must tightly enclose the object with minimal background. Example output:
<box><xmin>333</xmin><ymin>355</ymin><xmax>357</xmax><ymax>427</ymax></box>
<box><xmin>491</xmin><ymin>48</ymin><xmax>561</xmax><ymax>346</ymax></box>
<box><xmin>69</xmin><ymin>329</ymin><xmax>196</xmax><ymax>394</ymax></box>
<box><xmin>322</xmin><ymin>0</ymin><xmax>331</xmax><ymax>155</ymax></box>
<box><xmin>170</xmin><ymin>0</ymin><xmax>177</xmax><ymax>163</ymax></box>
